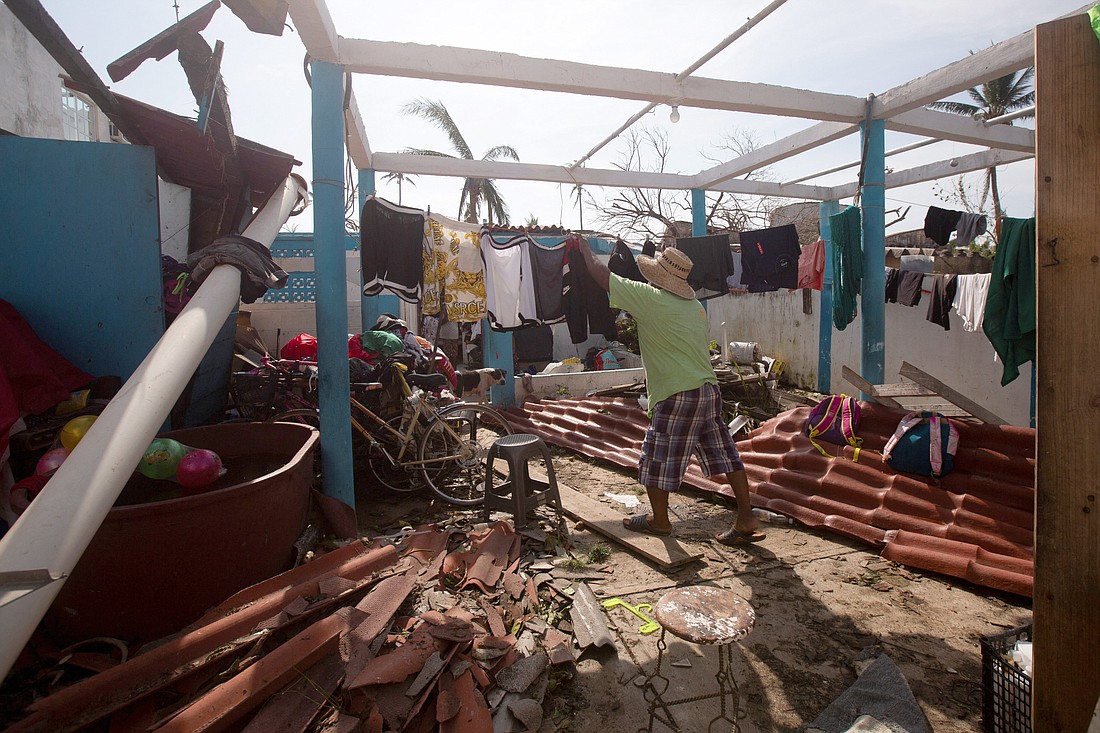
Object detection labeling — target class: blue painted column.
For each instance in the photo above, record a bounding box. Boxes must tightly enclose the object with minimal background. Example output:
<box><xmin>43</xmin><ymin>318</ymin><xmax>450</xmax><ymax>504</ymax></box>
<box><xmin>355</xmin><ymin>168</ymin><xmax>401</xmax><ymax>332</ymax></box>
<box><xmin>484</xmin><ymin>325</ymin><xmax>514</xmax><ymax>410</ymax></box>
<box><xmin>818</xmin><ymin>200</ymin><xmax>842</xmax><ymax>393</ymax></box>
<box><xmin>859</xmin><ymin>119</ymin><xmax>886</xmax><ymax>388</ymax></box>
<box><xmin>690</xmin><ymin>188</ymin><xmax>707</xmax><ymax>236</ymax></box>
<box><xmin>311</xmin><ymin>60</ymin><xmax>355</xmax><ymax>509</ymax></box>
<box><xmin>690</xmin><ymin>188</ymin><xmax>708</xmax><ymax>314</ymax></box>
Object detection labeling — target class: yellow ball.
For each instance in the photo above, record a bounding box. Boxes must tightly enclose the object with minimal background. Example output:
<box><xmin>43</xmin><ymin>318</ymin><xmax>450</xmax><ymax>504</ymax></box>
<box><xmin>60</xmin><ymin>415</ymin><xmax>98</xmax><ymax>451</ymax></box>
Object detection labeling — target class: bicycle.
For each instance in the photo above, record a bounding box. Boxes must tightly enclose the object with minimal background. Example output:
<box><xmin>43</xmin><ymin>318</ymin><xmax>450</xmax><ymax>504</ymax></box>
<box><xmin>271</xmin><ymin>359</ymin><xmax>514</xmax><ymax>506</ymax></box>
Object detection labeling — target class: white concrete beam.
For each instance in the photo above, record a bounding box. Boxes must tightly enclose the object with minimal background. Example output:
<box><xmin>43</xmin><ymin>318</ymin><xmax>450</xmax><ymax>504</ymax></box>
<box><xmin>888</xmin><ymin>107</ymin><xmax>1034</xmax><ymax>151</ymax></box>
<box><xmin>338</xmin><ymin>38</ymin><xmax>867</xmax><ymax>122</ymax></box>
<box><xmin>693</xmin><ymin>121</ymin><xmax>857</xmax><ymax>189</ymax></box>
<box><xmin>874</xmin><ymin>3</ymin><xmax>1092</xmax><ymax>116</ymax></box>
<box><xmin>828</xmin><ymin>148</ymin><xmax>1033</xmax><ymax>200</ymax></box>
<box><xmin>370</xmin><ymin>152</ymin><xmax>834</xmax><ymax>200</ymax></box>
<box><xmin>288</xmin><ymin>0</ymin><xmax>339</xmax><ymax>62</ymax></box>
<box><xmin>345</xmin><ymin>88</ymin><xmax>371</xmax><ymax>169</ymax></box>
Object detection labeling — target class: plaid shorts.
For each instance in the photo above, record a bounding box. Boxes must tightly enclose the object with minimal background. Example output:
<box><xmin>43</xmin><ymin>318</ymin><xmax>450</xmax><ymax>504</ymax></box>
<box><xmin>639</xmin><ymin>382</ymin><xmax>744</xmax><ymax>492</ymax></box>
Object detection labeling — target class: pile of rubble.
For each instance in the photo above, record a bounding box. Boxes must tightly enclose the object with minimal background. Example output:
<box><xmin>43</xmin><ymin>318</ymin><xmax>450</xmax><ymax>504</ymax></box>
<box><xmin>3</xmin><ymin>520</ymin><xmax>615</xmax><ymax>732</ymax></box>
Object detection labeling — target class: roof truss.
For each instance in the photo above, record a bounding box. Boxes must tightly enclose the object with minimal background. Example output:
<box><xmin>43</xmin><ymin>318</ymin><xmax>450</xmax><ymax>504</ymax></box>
<box><xmin>288</xmin><ymin>0</ymin><xmax>1087</xmax><ymax>202</ymax></box>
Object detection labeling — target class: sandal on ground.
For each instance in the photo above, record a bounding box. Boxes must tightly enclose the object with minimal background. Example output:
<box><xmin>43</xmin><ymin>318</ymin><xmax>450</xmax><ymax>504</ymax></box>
<box><xmin>622</xmin><ymin>514</ymin><xmax>672</xmax><ymax>537</ymax></box>
<box><xmin>715</xmin><ymin>527</ymin><xmax>767</xmax><ymax>546</ymax></box>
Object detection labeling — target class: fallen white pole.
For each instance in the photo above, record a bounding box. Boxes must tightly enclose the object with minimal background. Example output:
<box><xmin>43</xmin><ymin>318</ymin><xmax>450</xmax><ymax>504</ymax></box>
<box><xmin>0</xmin><ymin>174</ymin><xmax>306</xmax><ymax>680</ymax></box>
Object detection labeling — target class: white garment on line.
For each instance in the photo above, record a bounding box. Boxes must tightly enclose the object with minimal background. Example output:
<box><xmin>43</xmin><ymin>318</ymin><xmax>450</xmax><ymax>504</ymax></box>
<box><xmin>480</xmin><ymin>229</ymin><xmax>539</xmax><ymax>330</ymax></box>
<box><xmin>953</xmin><ymin>272</ymin><xmax>991</xmax><ymax>332</ymax></box>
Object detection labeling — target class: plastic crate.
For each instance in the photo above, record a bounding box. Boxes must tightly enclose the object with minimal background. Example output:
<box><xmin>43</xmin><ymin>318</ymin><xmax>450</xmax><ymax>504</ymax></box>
<box><xmin>981</xmin><ymin>624</ymin><xmax>1032</xmax><ymax>733</ymax></box>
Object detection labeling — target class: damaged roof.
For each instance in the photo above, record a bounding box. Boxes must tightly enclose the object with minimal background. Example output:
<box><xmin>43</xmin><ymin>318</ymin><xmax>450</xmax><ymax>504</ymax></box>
<box><xmin>504</xmin><ymin>397</ymin><xmax>1034</xmax><ymax>597</ymax></box>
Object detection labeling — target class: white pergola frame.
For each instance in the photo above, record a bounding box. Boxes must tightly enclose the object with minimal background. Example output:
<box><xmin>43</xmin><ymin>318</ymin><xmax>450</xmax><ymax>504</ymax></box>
<box><xmin>287</xmin><ymin>0</ymin><xmax>1087</xmax><ymax>207</ymax></box>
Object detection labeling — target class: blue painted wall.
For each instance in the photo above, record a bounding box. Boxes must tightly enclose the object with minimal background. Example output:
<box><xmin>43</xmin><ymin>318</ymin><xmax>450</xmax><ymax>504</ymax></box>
<box><xmin>0</xmin><ymin>137</ymin><xmax>164</xmax><ymax>382</ymax></box>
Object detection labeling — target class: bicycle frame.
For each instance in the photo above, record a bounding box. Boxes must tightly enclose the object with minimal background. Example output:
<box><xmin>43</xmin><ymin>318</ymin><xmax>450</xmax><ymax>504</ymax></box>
<box><xmin>349</xmin><ymin>391</ymin><xmax>477</xmax><ymax>470</ymax></box>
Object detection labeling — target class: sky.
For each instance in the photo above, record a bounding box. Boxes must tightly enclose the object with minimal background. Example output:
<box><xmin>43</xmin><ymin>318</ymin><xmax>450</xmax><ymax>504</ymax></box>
<box><xmin>33</xmin><ymin>0</ymin><xmax>1090</xmax><ymax>239</ymax></box>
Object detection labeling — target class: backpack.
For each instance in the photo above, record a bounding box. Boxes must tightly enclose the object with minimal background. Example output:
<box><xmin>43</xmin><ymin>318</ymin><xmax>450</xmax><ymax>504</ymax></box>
<box><xmin>805</xmin><ymin>395</ymin><xmax>862</xmax><ymax>460</ymax></box>
<box><xmin>882</xmin><ymin>411</ymin><xmax>960</xmax><ymax>478</ymax></box>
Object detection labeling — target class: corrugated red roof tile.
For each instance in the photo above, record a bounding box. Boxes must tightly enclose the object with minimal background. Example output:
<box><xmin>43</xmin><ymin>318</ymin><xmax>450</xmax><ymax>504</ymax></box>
<box><xmin>506</xmin><ymin>397</ymin><xmax>1034</xmax><ymax>596</ymax></box>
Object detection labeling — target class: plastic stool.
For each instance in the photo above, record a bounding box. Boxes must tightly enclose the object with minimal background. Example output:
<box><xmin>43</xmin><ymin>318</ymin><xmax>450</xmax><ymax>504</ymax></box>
<box><xmin>642</xmin><ymin>586</ymin><xmax>756</xmax><ymax>732</ymax></box>
<box><xmin>482</xmin><ymin>434</ymin><xmax>562</xmax><ymax>529</ymax></box>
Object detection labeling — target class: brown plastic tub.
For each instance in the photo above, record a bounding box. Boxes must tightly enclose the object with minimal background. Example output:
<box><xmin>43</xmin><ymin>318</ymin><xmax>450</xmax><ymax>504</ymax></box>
<box><xmin>44</xmin><ymin>422</ymin><xmax>318</xmax><ymax>646</ymax></box>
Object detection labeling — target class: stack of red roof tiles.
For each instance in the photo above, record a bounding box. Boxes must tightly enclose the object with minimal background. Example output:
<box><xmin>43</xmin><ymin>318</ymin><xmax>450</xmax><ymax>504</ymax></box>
<box><xmin>505</xmin><ymin>397</ymin><xmax>1034</xmax><ymax>597</ymax></box>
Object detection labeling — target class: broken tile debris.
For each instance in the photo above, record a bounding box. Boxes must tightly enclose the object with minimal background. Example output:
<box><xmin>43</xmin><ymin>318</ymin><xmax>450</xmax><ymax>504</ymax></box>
<box><xmin>4</xmin><ymin>518</ymin><xmax>599</xmax><ymax>732</ymax></box>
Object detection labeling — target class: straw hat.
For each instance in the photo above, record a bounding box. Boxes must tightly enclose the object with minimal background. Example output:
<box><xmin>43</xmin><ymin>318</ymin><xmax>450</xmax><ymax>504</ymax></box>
<box><xmin>637</xmin><ymin>247</ymin><xmax>696</xmax><ymax>299</ymax></box>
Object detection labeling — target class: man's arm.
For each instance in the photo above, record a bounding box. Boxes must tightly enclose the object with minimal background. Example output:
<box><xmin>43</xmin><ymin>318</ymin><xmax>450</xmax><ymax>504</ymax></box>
<box><xmin>576</xmin><ymin>236</ymin><xmax>610</xmax><ymax>292</ymax></box>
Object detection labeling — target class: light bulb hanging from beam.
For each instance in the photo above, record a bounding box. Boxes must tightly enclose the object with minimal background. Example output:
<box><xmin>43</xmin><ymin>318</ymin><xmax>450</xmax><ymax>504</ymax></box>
<box><xmin>669</xmin><ymin>105</ymin><xmax>680</xmax><ymax>123</ymax></box>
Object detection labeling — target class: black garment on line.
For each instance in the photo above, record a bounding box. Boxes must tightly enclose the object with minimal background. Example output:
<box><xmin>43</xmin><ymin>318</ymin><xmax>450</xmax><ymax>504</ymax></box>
<box><xmin>926</xmin><ymin>274</ymin><xmax>958</xmax><ymax>330</ymax></box>
<box><xmin>923</xmin><ymin>206</ymin><xmax>962</xmax><ymax>247</ymax></box>
<box><xmin>361</xmin><ymin>197</ymin><xmax>425</xmax><ymax>303</ymax></box>
<box><xmin>528</xmin><ymin>243</ymin><xmax>567</xmax><ymax>323</ymax></box>
<box><xmin>675</xmin><ymin>233</ymin><xmax>734</xmax><ymax>300</ymax></box>
<box><xmin>609</xmin><ymin>240</ymin><xmax>645</xmax><ymax>283</ymax></box>
<box><xmin>740</xmin><ymin>224</ymin><xmax>801</xmax><ymax>291</ymax></box>
<box><xmin>563</xmin><ymin>244</ymin><xmax>617</xmax><ymax>344</ymax></box>
<box><xmin>885</xmin><ymin>267</ymin><xmax>901</xmax><ymax>303</ymax></box>
<box><xmin>897</xmin><ymin>270</ymin><xmax>924</xmax><ymax>307</ymax></box>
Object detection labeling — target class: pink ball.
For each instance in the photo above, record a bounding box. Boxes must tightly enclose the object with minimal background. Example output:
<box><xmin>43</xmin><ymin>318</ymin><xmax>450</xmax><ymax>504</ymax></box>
<box><xmin>176</xmin><ymin>449</ymin><xmax>223</xmax><ymax>489</ymax></box>
<box><xmin>35</xmin><ymin>447</ymin><xmax>70</xmax><ymax>477</ymax></box>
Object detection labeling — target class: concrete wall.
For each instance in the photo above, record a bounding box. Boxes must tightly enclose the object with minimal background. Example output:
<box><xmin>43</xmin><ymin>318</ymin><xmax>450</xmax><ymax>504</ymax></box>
<box><xmin>0</xmin><ymin>3</ymin><xmax>64</xmax><ymax>138</ymax></box>
<box><xmin>707</xmin><ymin>287</ymin><xmax>1032</xmax><ymax>426</ymax></box>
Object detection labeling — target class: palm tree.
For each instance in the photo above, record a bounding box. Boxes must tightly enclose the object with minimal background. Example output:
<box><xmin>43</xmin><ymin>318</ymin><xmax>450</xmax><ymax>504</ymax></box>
<box><xmin>927</xmin><ymin>66</ymin><xmax>1034</xmax><ymax>237</ymax></box>
<box><xmin>401</xmin><ymin>98</ymin><xmax>519</xmax><ymax>224</ymax></box>
<box><xmin>380</xmin><ymin>172</ymin><xmax>416</xmax><ymax>205</ymax></box>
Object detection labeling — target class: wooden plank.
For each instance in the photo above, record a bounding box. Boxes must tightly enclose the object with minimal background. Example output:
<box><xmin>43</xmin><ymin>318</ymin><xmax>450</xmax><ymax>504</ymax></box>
<box><xmin>839</xmin><ymin>365</ymin><xmax>903</xmax><ymax>408</ymax></box>
<box><xmin>898</xmin><ymin>361</ymin><xmax>1007</xmax><ymax>425</ymax></box>
<box><xmin>556</xmin><ymin>484</ymin><xmax>703</xmax><ymax>569</ymax></box>
<box><xmin>340</xmin><ymin>38</ymin><xmax>866</xmax><ymax>123</ymax></box>
<box><xmin>1035</xmin><ymin>14</ymin><xmax>1100</xmax><ymax>732</ymax></box>
<box><xmin>872</xmin><ymin>382</ymin><xmax>936</xmax><ymax>398</ymax></box>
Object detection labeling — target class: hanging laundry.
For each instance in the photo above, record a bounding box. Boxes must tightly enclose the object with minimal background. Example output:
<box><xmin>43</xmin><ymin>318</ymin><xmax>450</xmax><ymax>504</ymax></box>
<box><xmin>926</xmin><ymin>274</ymin><xmax>958</xmax><ymax>330</ymax></box>
<box><xmin>740</xmin><ymin>224</ymin><xmax>801</xmax><ymax>293</ymax></box>
<box><xmin>983</xmin><ymin>217</ymin><xmax>1036</xmax><ymax>386</ymax></box>
<box><xmin>923</xmin><ymin>206</ymin><xmax>963</xmax><ymax>247</ymax></box>
<box><xmin>361</xmin><ymin>196</ymin><xmax>426</xmax><ymax>303</ymax></box>
<box><xmin>885</xmin><ymin>267</ymin><xmax>901</xmax><ymax>303</ymax></box>
<box><xmin>480</xmin><ymin>228</ymin><xmax>539</xmax><ymax>331</ymax></box>
<box><xmin>727</xmin><ymin>252</ymin><xmax>747</xmax><ymax>292</ymax></box>
<box><xmin>955</xmin><ymin>212</ymin><xmax>988</xmax><ymax>246</ymax></box>
<box><xmin>829</xmin><ymin>206</ymin><xmax>862</xmax><ymax>330</ymax></box>
<box><xmin>608</xmin><ymin>240</ymin><xmax>645</xmax><ymax>283</ymax></box>
<box><xmin>423</xmin><ymin>214</ymin><xmax>486</xmax><ymax>323</ymax></box>
<box><xmin>675</xmin><ymin>233</ymin><xmax>735</xmax><ymax>299</ymax></box>
<box><xmin>528</xmin><ymin>240</ymin><xmax>567</xmax><ymax>323</ymax></box>
<box><xmin>897</xmin><ymin>271</ymin><xmax>925</xmax><ymax>307</ymax></box>
<box><xmin>899</xmin><ymin>254</ymin><xmax>934</xmax><ymax>273</ymax></box>
<box><xmin>562</xmin><ymin>236</ymin><xmax>617</xmax><ymax>344</ymax></box>
<box><xmin>953</xmin><ymin>272</ymin><xmax>991</xmax><ymax>332</ymax></box>
<box><xmin>797</xmin><ymin>238</ymin><xmax>826</xmax><ymax>290</ymax></box>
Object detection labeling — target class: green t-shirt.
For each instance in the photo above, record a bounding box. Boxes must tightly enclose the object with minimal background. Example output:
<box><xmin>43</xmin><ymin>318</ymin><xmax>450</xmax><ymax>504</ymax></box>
<box><xmin>609</xmin><ymin>273</ymin><xmax>716</xmax><ymax>409</ymax></box>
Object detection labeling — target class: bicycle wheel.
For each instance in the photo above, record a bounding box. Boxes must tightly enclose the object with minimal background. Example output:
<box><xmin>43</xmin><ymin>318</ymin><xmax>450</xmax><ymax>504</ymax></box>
<box><xmin>417</xmin><ymin>404</ymin><xmax>514</xmax><ymax>506</ymax></box>
<box><xmin>359</xmin><ymin>415</ymin><xmax>421</xmax><ymax>494</ymax></box>
<box><xmin>267</xmin><ymin>409</ymin><xmax>321</xmax><ymax>429</ymax></box>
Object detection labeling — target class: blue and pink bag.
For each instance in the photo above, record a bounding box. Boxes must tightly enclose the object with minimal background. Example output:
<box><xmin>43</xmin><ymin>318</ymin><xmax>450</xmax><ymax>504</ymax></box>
<box><xmin>804</xmin><ymin>395</ymin><xmax>862</xmax><ymax>460</ymax></box>
<box><xmin>882</xmin><ymin>411</ymin><xmax>959</xmax><ymax>478</ymax></box>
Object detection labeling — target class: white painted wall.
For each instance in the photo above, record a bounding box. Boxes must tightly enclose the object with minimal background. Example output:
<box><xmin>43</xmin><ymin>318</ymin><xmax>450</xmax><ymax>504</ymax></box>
<box><xmin>0</xmin><ymin>3</ymin><xmax>65</xmax><ymax>138</ymax></box>
<box><xmin>707</xmin><ymin>287</ymin><xmax>1032</xmax><ymax>426</ymax></box>
<box><xmin>158</xmin><ymin>179</ymin><xmax>192</xmax><ymax>261</ymax></box>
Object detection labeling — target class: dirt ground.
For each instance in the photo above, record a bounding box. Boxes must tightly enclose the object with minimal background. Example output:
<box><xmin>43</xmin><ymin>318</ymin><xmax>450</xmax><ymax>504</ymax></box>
<box><xmin>548</xmin><ymin>449</ymin><xmax>1033</xmax><ymax>733</ymax></box>
<box><xmin>357</xmin><ymin>445</ymin><xmax>1031</xmax><ymax>732</ymax></box>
